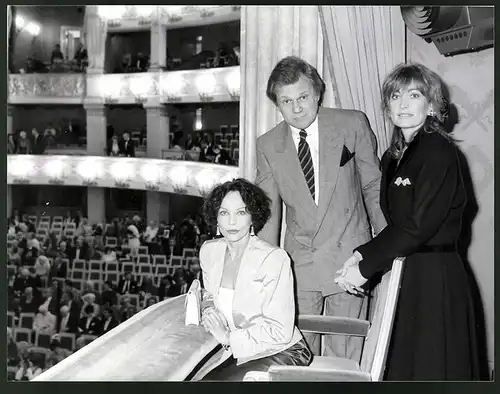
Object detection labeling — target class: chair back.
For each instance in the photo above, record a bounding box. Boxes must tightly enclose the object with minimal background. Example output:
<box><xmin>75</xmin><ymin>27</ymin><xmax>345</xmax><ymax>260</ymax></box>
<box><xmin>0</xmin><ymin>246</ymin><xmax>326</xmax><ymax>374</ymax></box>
<box><xmin>360</xmin><ymin>257</ymin><xmax>405</xmax><ymax>381</ymax></box>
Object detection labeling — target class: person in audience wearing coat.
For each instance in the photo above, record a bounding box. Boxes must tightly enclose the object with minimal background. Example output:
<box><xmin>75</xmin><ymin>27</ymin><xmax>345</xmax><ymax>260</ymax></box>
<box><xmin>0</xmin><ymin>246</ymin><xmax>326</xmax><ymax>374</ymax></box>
<box><xmin>58</xmin><ymin>305</ymin><xmax>78</xmax><ymax>334</ymax></box>
<box><xmin>117</xmin><ymin>271</ymin><xmax>138</xmax><ymax>295</ymax></box>
<box><xmin>49</xmin><ymin>256</ymin><xmax>68</xmax><ymax>282</ymax></box>
<box><xmin>61</xmin><ymin>290</ymin><xmax>81</xmax><ymax>326</ymax></box>
<box><xmin>158</xmin><ymin>275</ymin><xmax>173</xmax><ymax>301</ymax></box>
<box><xmin>69</xmin><ymin>236</ymin><xmax>91</xmax><ymax>262</ymax></box>
<box><xmin>99</xmin><ymin>308</ymin><xmax>119</xmax><ymax>336</ymax></box>
<box><xmin>33</xmin><ymin>304</ymin><xmax>57</xmax><ymax>336</ymax></box>
<box><xmin>200</xmin><ymin>178</ymin><xmax>312</xmax><ymax>381</ymax></box>
<box><xmin>31</xmin><ymin>128</ymin><xmax>46</xmax><ymax>154</ymax></box>
<box><xmin>19</xmin><ymin>286</ymin><xmax>42</xmax><ymax>314</ymax></box>
<box><xmin>78</xmin><ymin>304</ymin><xmax>102</xmax><ymax>336</ymax></box>
<box><xmin>119</xmin><ymin>132</ymin><xmax>135</xmax><ymax>157</ymax></box>
<box><xmin>100</xmin><ymin>280</ymin><xmax>118</xmax><ymax>309</ymax></box>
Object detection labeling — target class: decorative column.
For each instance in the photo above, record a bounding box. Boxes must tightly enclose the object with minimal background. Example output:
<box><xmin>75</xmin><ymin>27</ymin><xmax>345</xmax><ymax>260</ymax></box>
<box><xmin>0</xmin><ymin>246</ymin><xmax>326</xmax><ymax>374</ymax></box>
<box><xmin>149</xmin><ymin>11</ymin><xmax>167</xmax><ymax>72</ymax></box>
<box><xmin>84</xmin><ymin>103</ymin><xmax>107</xmax><ymax>224</ymax></box>
<box><xmin>239</xmin><ymin>6</ymin><xmax>323</xmax><ymax>181</ymax></box>
<box><xmin>84</xmin><ymin>5</ymin><xmax>107</xmax><ymax>75</ymax></box>
<box><xmin>144</xmin><ymin>102</ymin><xmax>170</xmax><ymax>224</ymax></box>
<box><xmin>84</xmin><ymin>103</ymin><xmax>108</xmax><ymax>156</ymax></box>
<box><xmin>7</xmin><ymin>105</ymin><xmax>14</xmax><ymax>136</ymax></box>
<box><xmin>144</xmin><ymin>103</ymin><xmax>170</xmax><ymax>158</ymax></box>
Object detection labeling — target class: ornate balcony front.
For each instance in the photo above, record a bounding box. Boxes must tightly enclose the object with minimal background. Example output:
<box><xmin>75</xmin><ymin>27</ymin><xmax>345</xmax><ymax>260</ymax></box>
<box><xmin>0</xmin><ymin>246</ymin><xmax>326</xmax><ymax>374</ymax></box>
<box><xmin>85</xmin><ymin>66</ymin><xmax>240</xmax><ymax>105</ymax></box>
<box><xmin>8</xmin><ymin>73</ymin><xmax>86</xmax><ymax>105</ymax></box>
<box><xmin>8</xmin><ymin>67</ymin><xmax>240</xmax><ymax>105</ymax></box>
<box><xmin>7</xmin><ymin>155</ymin><xmax>239</xmax><ymax>197</ymax></box>
<box><xmin>98</xmin><ymin>5</ymin><xmax>241</xmax><ymax>32</ymax></box>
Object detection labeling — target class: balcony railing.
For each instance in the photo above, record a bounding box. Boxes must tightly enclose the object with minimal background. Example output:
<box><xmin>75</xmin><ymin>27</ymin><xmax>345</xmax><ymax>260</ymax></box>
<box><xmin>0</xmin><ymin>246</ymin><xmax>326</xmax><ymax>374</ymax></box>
<box><xmin>8</xmin><ymin>73</ymin><xmax>86</xmax><ymax>104</ymax></box>
<box><xmin>33</xmin><ymin>295</ymin><xmax>219</xmax><ymax>381</ymax></box>
<box><xmin>7</xmin><ymin>154</ymin><xmax>239</xmax><ymax>197</ymax></box>
<box><xmin>8</xmin><ymin>66</ymin><xmax>240</xmax><ymax>105</ymax></box>
<box><xmin>99</xmin><ymin>5</ymin><xmax>241</xmax><ymax>32</ymax></box>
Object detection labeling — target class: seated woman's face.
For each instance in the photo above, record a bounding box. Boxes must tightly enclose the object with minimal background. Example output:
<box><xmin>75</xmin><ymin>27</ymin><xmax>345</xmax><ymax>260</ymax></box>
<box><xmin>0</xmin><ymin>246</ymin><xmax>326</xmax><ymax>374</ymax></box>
<box><xmin>217</xmin><ymin>191</ymin><xmax>252</xmax><ymax>243</ymax></box>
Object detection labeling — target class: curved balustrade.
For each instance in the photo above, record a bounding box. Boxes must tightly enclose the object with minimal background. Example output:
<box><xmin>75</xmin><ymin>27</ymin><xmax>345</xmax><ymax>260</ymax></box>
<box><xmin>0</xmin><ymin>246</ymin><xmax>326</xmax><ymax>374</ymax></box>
<box><xmin>7</xmin><ymin>155</ymin><xmax>239</xmax><ymax>197</ymax></box>
<box><xmin>8</xmin><ymin>73</ymin><xmax>86</xmax><ymax>105</ymax></box>
<box><xmin>8</xmin><ymin>66</ymin><xmax>240</xmax><ymax>105</ymax></box>
<box><xmin>33</xmin><ymin>296</ymin><xmax>219</xmax><ymax>381</ymax></box>
<box><xmin>99</xmin><ymin>5</ymin><xmax>241</xmax><ymax>32</ymax></box>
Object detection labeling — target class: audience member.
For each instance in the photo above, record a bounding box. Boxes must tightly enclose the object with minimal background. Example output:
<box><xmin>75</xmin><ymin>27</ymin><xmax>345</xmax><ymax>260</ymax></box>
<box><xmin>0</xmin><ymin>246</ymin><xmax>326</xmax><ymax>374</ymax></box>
<box><xmin>57</xmin><ymin>305</ymin><xmax>78</xmax><ymax>334</ymax></box>
<box><xmin>119</xmin><ymin>132</ymin><xmax>135</xmax><ymax>157</ymax></box>
<box><xmin>31</xmin><ymin>128</ymin><xmax>46</xmax><ymax>154</ymax></box>
<box><xmin>78</xmin><ymin>304</ymin><xmax>101</xmax><ymax>336</ymax></box>
<box><xmin>117</xmin><ymin>271</ymin><xmax>138</xmax><ymax>295</ymax></box>
<box><xmin>100</xmin><ymin>308</ymin><xmax>119</xmax><ymax>335</ymax></box>
<box><xmin>33</xmin><ymin>304</ymin><xmax>57</xmax><ymax>336</ymax></box>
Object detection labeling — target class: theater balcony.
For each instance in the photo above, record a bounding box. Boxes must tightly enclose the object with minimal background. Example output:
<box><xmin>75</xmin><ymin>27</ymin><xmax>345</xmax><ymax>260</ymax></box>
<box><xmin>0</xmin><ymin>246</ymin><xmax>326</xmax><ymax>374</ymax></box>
<box><xmin>7</xmin><ymin>154</ymin><xmax>239</xmax><ymax>197</ymax></box>
<box><xmin>88</xmin><ymin>66</ymin><xmax>240</xmax><ymax>106</ymax></box>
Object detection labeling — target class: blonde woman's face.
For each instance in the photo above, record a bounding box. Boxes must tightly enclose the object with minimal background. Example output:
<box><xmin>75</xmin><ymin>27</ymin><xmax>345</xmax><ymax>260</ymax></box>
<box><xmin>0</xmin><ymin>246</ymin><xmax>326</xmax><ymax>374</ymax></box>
<box><xmin>388</xmin><ymin>82</ymin><xmax>431</xmax><ymax>134</ymax></box>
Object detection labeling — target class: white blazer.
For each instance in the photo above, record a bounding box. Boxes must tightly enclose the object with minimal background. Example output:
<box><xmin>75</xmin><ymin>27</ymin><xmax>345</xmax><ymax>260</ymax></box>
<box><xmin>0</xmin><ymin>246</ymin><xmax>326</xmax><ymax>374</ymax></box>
<box><xmin>199</xmin><ymin>235</ymin><xmax>303</xmax><ymax>365</ymax></box>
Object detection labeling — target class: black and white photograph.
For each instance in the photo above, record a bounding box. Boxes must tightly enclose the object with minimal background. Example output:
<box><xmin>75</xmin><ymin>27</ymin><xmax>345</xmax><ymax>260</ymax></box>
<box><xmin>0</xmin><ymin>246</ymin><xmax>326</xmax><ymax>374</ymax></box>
<box><xmin>6</xmin><ymin>5</ymin><xmax>494</xmax><ymax>383</ymax></box>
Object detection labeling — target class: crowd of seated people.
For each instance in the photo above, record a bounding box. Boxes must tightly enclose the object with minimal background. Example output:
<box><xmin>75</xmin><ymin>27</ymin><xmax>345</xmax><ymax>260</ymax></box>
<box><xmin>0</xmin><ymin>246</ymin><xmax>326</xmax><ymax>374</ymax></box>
<box><xmin>8</xmin><ymin>120</ymin><xmax>86</xmax><ymax>154</ymax></box>
<box><xmin>165</xmin><ymin>126</ymin><xmax>239</xmax><ymax>166</ymax></box>
<box><xmin>16</xmin><ymin>43</ymin><xmax>88</xmax><ymax>74</ymax></box>
<box><xmin>8</xmin><ymin>128</ymin><xmax>47</xmax><ymax>155</ymax></box>
<box><xmin>7</xmin><ymin>209</ymin><xmax>209</xmax><ymax>381</ymax></box>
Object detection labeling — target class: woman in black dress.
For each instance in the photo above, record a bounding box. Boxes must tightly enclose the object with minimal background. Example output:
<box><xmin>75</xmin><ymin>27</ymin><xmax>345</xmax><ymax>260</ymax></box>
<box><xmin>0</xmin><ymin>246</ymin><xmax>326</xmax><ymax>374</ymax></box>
<box><xmin>335</xmin><ymin>63</ymin><xmax>481</xmax><ymax>381</ymax></box>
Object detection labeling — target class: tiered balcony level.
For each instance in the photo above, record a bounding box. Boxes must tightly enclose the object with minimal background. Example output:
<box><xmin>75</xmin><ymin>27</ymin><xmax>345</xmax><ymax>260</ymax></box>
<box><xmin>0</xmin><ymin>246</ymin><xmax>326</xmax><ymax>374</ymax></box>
<box><xmin>8</xmin><ymin>5</ymin><xmax>241</xmax><ymax>197</ymax></box>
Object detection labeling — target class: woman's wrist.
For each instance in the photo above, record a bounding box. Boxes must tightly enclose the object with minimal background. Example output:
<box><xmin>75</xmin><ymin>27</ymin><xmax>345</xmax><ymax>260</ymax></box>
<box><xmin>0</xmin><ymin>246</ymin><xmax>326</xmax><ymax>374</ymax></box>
<box><xmin>221</xmin><ymin>330</ymin><xmax>231</xmax><ymax>349</ymax></box>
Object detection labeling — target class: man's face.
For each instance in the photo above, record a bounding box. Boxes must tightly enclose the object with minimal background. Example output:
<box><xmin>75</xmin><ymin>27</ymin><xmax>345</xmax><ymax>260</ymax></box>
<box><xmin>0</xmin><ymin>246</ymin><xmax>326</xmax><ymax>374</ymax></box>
<box><xmin>275</xmin><ymin>75</ymin><xmax>320</xmax><ymax>130</ymax></box>
<box><xmin>76</xmin><ymin>237</ymin><xmax>84</xmax><ymax>247</ymax></box>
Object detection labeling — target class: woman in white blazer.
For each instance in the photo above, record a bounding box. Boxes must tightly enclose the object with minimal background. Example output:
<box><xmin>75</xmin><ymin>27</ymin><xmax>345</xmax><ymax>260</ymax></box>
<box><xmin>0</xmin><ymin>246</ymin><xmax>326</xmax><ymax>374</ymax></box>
<box><xmin>200</xmin><ymin>178</ymin><xmax>312</xmax><ymax>381</ymax></box>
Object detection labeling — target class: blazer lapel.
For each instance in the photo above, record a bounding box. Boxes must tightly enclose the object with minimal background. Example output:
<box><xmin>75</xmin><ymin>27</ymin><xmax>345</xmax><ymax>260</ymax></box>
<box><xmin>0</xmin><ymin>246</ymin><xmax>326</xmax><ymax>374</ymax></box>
<box><xmin>316</xmin><ymin>110</ymin><xmax>344</xmax><ymax>230</ymax></box>
<box><xmin>274</xmin><ymin>122</ymin><xmax>317</xmax><ymax>216</ymax></box>
<box><xmin>231</xmin><ymin>236</ymin><xmax>255</xmax><ymax>328</ymax></box>
<box><xmin>380</xmin><ymin>155</ymin><xmax>392</xmax><ymax>222</ymax></box>
<box><xmin>211</xmin><ymin>240</ymin><xmax>227</xmax><ymax>297</ymax></box>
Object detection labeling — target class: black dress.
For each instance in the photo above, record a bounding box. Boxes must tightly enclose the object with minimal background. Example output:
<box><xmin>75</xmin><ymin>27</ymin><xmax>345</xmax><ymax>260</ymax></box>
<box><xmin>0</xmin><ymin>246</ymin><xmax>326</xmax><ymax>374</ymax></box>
<box><xmin>356</xmin><ymin>130</ymin><xmax>481</xmax><ymax>381</ymax></box>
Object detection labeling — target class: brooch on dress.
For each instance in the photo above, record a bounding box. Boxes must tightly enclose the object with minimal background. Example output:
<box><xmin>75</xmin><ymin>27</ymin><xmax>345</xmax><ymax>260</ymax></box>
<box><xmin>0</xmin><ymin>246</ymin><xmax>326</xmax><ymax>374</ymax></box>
<box><xmin>394</xmin><ymin>177</ymin><xmax>411</xmax><ymax>186</ymax></box>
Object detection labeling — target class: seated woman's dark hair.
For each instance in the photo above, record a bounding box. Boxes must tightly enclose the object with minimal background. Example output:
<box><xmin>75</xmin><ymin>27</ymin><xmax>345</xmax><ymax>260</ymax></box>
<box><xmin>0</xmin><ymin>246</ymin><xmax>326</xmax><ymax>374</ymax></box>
<box><xmin>203</xmin><ymin>178</ymin><xmax>272</xmax><ymax>235</ymax></box>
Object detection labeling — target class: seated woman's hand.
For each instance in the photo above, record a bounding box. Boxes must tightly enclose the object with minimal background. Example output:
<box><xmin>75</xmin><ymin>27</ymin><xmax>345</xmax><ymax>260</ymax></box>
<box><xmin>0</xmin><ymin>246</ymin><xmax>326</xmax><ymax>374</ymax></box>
<box><xmin>202</xmin><ymin>308</ymin><xmax>230</xmax><ymax>345</ymax></box>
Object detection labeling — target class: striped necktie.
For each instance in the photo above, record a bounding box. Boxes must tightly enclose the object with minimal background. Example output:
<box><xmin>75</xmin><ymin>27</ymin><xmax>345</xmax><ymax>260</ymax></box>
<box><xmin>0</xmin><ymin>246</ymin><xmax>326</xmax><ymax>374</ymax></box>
<box><xmin>298</xmin><ymin>129</ymin><xmax>315</xmax><ymax>200</ymax></box>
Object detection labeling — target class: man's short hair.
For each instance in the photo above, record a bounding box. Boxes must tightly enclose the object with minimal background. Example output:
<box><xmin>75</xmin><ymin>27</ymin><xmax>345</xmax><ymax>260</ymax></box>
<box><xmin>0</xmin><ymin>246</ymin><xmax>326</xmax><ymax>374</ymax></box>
<box><xmin>266</xmin><ymin>56</ymin><xmax>325</xmax><ymax>106</ymax></box>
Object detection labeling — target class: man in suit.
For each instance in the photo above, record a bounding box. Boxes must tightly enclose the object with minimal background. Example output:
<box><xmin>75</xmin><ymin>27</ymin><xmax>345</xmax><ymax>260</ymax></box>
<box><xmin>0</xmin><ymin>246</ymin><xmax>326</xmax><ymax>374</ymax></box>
<box><xmin>31</xmin><ymin>128</ymin><xmax>46</xmax><ymax>154</ymax></box>
<box><xmin>117</xmin><ymin>272</ymin><xmax>138</xmax><ymax>295</ymax></box>
<box><xmin>68</xmin><ymin>236</ymin><xmax>91</xmax><ymax>262</ymax></box>
<box><xmin>99</xmin><ymin>308</ymin><xmax>119</xmax><ymax>336</ymax></box>
<box><xmin>256</xmin><ymin>56</ymin><xmax>386</xmax><ymax>360</ymax></box>
<box><xmin>58</xmin><ymin>305</ymin><xmax>78</xmax><ymax>334</ymax></box>
<box><xmin>78</xmin><ymin>304</ymin><xmax>102</xmax><ymax>336</ymax></box>
<box><xmin>119</xmin><ymin>132</ymin><xmax>135</xmax><ymax>157</ymax></box>
<box><xmin>61</xmin><ymin>290</ymin><xmax>82</xmax><ymax>325</ymax></box>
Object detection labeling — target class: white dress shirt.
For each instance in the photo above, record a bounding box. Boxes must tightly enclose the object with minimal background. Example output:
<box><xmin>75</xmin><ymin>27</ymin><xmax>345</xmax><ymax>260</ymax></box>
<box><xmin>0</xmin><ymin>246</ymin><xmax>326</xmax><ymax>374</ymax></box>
<box><xmin>103</xmin><ymin>318</ymin><xmax>112</xmax><ymax>332</ymax></box>
<box><xmin>289</xmin><ymin>116</ymin><xmax>320</xmax><ymax>205</ymax></box>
